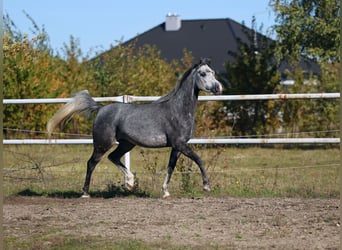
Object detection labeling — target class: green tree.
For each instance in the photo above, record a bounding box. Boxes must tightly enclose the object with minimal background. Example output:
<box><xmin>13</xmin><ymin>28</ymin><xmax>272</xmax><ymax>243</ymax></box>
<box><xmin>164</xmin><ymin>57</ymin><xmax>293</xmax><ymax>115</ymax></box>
<box><xmin>271</xmin><ymin>0</ymin><xmax>340</xmax><ymax>63</ymax></box>
<box><xmin>274</xmin><ymin>67</ymin><xmax>339</xmax><ymax>138</ymax></box>
<box><xmin>3</xmin><ymin>14</ymin><xmax>94</xmax><ymax>138</ymax></box>
<box><xmin>270</xmin><ymin>0</ymin><xmax>339</xmax><ymax>137</ymax></box>
<box><xmin>3</xmin><ymin>14</ymin><xmax>57</xmax><ymax>138</ymax></box>
<box><xmin>89</xmin><ymin>42</ymin><xmax>191</xmax><ymax>98</ymax></box>
<box><xmin>219</xmin><ymin>19</ymin><xmax>280</xmax><ymax>136</ymax></box>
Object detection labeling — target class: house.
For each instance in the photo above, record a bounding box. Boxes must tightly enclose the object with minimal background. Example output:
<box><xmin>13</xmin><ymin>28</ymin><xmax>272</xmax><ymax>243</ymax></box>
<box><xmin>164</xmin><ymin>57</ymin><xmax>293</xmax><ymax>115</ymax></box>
<box><xmin>119</xmin><ymin>15</ymin><xmax>320</xmax><ymax>83</ymax></box>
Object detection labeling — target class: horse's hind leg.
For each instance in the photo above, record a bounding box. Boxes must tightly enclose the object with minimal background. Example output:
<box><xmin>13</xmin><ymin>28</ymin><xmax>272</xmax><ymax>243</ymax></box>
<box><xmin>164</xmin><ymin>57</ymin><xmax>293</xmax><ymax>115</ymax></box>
<box><xmin>108</xmin><ymin>141</ymin><xmax>135</xmax><ymax>190</ymax></box>
<box><xmin>82</xmin><ymin>148</ymin><xmax>105</xmax><ymax>198</ymax></box>
<box><xmin>162</xmin><ymin>148</ymin><xmax>180</xmax><ymax>198</ymax></box>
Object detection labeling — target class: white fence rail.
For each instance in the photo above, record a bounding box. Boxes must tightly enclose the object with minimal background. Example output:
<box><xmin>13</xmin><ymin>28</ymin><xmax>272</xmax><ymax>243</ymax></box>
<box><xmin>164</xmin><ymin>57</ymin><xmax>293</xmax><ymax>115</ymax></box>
<box><xmin>4</xmin><ymin>93</ymin><xmax>340</xmax><ymax>169</ymax></box>
<box><xmin>3</xmin><ymin>93</ymin><xmax>340</xmax><ymax>104</ymax></box>
<box><xmin>3</xmin><ymin>138</ymin><xmax>340</xmax><ymax>145</ymax></box>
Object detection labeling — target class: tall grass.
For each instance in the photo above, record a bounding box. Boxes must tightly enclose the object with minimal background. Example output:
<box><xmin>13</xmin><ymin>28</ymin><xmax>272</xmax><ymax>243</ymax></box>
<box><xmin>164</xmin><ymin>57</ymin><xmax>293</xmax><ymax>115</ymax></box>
<box><xmin>3</xmin><ymin>144</ymin><xmax>339</xmax><ymax>198</ymax></box>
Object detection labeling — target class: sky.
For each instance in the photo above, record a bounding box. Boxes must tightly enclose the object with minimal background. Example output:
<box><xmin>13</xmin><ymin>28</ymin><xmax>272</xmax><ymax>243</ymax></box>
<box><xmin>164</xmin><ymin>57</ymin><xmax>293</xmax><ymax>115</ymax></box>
<box><xmin>4</xmin><ymin>1</ymin><xmax>276</xmax><ymax>57</ymax></box>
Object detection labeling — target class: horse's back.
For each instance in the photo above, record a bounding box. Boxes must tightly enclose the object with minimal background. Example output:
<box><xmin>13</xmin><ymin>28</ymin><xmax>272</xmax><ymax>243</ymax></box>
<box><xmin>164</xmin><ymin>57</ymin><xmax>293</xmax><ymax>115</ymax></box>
<box><xmin>93</xmin><ymin>102</ymin><xmax>170</xmax><ymax>148</ymax></box>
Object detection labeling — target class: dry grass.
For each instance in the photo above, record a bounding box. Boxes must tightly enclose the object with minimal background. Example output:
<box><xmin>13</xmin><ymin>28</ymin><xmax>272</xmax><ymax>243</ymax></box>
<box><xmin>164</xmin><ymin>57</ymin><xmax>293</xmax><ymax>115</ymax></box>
<box><xmin>3</xmin><ymin>144</ymin><xmax>339</xmax><ymax>198</ymax></box>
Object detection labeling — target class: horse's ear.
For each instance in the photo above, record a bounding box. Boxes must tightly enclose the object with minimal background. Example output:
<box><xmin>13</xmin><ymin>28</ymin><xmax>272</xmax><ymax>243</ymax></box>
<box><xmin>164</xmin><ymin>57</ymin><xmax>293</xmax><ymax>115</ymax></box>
<box><xmin>199</xmin><ymin>58</ymin><xmax>211</xmax><ymax>66</ymax></box>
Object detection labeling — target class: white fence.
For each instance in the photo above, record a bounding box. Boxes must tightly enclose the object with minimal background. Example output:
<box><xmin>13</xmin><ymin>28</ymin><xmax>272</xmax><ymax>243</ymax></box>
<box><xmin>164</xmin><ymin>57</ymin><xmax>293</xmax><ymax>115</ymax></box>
<box><xmin>4</xmin><ymin>93</ymin><xmax>340</xmax><ymax>169</ymax></box>
<box><xmin>3</xmin><ymin>93</ymin><xmax>340</xmax><ymax>104</ymax></box>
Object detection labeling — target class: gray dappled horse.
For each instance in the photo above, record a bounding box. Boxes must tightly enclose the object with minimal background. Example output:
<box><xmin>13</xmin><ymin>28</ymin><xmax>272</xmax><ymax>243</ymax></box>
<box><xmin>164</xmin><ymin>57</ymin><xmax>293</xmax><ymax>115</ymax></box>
<box><xmin>47</xmin><ymin>59</ymin><xmax>223</xmax><ymax>198</ymax></box>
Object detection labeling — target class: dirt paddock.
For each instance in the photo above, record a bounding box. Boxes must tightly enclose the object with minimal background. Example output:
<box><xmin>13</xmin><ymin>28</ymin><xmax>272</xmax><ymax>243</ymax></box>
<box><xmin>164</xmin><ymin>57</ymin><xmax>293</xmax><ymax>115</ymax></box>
<box><xmin>4</xmin><ymin>196</ymin><xmax>340</xmax><ymax>249</ymax></box>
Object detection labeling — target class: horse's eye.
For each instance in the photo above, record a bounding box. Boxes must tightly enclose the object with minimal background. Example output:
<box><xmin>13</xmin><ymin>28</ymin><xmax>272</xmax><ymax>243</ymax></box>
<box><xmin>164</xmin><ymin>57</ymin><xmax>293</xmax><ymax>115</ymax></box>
<box><xmin>199</xmin><ymin>71</ymin><xmax>206</xmax><ymax>77</ymax></box>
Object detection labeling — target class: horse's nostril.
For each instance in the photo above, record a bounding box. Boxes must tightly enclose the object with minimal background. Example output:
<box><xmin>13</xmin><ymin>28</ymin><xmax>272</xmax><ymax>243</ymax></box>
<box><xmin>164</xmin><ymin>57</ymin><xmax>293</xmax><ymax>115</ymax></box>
<box><xmin>215</xmin><ymin>82</ymin><xmax>223</xmax><ymax>94</ymax></box>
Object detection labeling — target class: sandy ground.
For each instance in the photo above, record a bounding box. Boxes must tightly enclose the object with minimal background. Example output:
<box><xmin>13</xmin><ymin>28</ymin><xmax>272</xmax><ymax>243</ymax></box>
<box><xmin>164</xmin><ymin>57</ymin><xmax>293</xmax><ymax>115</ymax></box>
<box><xmin>4</xmin><ymin>196</ymin><xmax>340</xmax><ymax>249</ymax></box>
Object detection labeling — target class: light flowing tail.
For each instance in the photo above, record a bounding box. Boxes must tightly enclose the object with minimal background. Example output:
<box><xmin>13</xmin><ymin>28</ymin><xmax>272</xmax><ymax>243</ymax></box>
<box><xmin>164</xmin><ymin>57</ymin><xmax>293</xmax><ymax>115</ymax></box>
<box><xmin>47</xmin><ymin>90</ymin><xmax>101</xmax><ymax>137</ymax></box>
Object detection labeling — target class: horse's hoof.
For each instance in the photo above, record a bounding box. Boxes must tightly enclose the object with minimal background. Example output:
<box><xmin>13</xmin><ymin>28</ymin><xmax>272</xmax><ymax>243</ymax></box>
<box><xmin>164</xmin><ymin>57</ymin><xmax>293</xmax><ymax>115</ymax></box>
<box><xmin>163</xmin><ymin>191</ymin><xmax>171</xmax><ymax>199</ymax></box>
<box><xmin>125</xmin><ymin>175</ymin><xmax>134</xmax><ymax>191</ymax></box>
<box><xmin>203</xmin><ymin>185</ymin><xmax>211</xmax><ymax>193</ymax></box>
<box><xmin>81</xmin><ymin>193</ymin><xmax>91</xmax><ymax>198</ymax></box>
<box><xmin>125</xmin><ymin>183</ymin><xmax>134</xmax><ymax>191</ymax></box>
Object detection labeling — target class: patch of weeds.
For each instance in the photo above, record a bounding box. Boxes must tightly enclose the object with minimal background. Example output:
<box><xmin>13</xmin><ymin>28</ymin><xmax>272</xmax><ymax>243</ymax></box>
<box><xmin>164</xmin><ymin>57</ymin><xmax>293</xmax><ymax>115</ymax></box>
<box><xmin>178</xmin><ymin>158</ymin><xmax>197</xmax><ymax>195</ymax></box>
<box><xmin>323</xmin><ymin>217</ymin><xmax>335</xmax><ymax>223</ymax></box>
<box><xmin>235</xmin><ymin>232</ymin><xmax>243</xmax><ymax>239</ymax></box>
<box><xmin>224</xmin><ymin>186</ymin><xmax>277</xmax><ymax>198</ymax></box>
<box><xmin>194</xmin><ymin>233</ymin><xmax>202</xmax><ymax>238</ymax></box>
<box><xmin>5</xmin><ymin>235</ymin><xmax>154</xmax><ymax>250</ymax></box>
<box><xmin>194</xmin><ymin>233</ymin><xmax>202</xmax><ymax>237</ymax></box>
<box><xmin>284</xmin><ymin>187</ymin><xmax>317</xmax><ymax>198</ymax></box>
<box><xmin>5</xmin><ymin>236</ymin><xmax>31</xmax><ymax>250</ymax></box>
<box><xmin>139</xmin><ymin>148</ymin><xmax>162</xmax><ymax>191</ymax></box>
<box><xmin>196</xmin><ymin>215</ymin><xmax>206</xmax><ymax>220</ymax></box>
<box><xmin>110</xmin><ymin>239</ymin><xmax>150</xmax><ymax>250</ymax></box>
<box><xmin>163</xmin><ymin>234</ymin><xmax>172</xmax><ymax>241</ymax></box>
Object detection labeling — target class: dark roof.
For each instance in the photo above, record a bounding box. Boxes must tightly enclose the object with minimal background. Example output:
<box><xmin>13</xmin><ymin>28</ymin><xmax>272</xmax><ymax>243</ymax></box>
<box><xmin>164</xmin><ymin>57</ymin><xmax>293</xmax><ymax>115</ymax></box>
<box><xmin>121</xmin><ymin>17</ymin><xmax>320</xmax><ymax>76</ymax></box>
<box><xmin>123</xmin><ymin>18</ymin><xmax>246</xmax><ymax>72</ymax></box>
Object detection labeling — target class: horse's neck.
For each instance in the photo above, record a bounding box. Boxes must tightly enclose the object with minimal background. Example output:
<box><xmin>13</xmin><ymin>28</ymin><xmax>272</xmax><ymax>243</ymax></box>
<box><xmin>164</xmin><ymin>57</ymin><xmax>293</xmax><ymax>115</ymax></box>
<box><xmin>170</xmin><ymin>77</ymin><xmax>199</xmax><ymax>116</ymax></box>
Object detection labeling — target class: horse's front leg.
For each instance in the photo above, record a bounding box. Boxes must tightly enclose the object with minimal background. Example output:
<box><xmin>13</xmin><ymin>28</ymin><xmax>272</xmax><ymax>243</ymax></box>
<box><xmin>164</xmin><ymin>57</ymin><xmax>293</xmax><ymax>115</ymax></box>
<box><xmin>162</xmin><ymin>148</ymin><xmax>180</xmax><ymax>198</ymax></box>
<box><xmin>177</xmin><ymin>144</ymin><xmax>210</xmax><ymax>192</ymax></box>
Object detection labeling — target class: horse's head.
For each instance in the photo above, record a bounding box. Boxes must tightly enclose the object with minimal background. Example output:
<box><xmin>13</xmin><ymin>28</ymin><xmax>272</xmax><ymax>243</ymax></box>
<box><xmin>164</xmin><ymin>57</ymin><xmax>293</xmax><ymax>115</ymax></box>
<box><xmin>194</xmin><ymin>59</ymin><xmax>223</xmax><ymax>95</ymax></box>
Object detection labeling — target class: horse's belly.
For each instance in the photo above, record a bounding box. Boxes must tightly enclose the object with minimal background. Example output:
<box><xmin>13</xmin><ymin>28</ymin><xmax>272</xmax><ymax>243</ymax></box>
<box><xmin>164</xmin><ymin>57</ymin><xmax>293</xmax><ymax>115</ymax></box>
<box><xmin>138</xmin><ymin>134</ymin><xmax>168</xmax><ymax>148</ymax></box>
<box><xmin>118</xmin><ymin>131</ymin><xmax>168</xmax><ymax>148</ymax></box>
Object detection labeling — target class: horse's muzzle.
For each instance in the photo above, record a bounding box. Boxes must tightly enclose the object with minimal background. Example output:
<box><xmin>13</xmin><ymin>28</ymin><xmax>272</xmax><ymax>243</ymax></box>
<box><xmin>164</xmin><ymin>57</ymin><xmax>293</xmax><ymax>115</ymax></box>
<box><xmin>212</xmin><ymin>82</ymin><xmax>223</xmax><ymax>95</ymax></box>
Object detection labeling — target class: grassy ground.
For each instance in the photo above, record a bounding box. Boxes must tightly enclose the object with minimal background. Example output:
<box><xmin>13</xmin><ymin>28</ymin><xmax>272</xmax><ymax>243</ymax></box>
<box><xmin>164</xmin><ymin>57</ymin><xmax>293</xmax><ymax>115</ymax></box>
<box><xmin>3</xmin><ymin>144</ymin><xmax>340</xmax><ymax>198</ymax></box>
<box><xmin>4</xmin><ymin>236</ymin><xmax>190</xmax><ymax>250</ymax></box>
<box><xmin>4</xmin><ymin>234</ymin><xmax>231</xmax><ymax>250</ymax></box>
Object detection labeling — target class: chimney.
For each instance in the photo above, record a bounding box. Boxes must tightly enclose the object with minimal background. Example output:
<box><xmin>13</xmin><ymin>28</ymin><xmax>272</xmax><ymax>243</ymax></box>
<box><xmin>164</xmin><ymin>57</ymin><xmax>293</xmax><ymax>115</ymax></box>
<box><xmin>165</xmin><ymin>13</ymin><xmax>181</xmax><ymax>31</ymax></box>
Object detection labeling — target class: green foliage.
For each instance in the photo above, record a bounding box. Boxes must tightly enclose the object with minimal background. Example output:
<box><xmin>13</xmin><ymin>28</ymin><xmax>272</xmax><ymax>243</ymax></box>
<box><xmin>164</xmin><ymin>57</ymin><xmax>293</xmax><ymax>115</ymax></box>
<box><xmin>271</xmin><ymin>0</ymin><xmax>340</xmax><ymax>63</ymax></box>
<box><xmin>3</xmin><ymin>14</ymin><xmax>95</xmax><ymax>138</ymax></box>
<box><xmin>274</xmin><ymin>67</ymin><xmax>339</xmax><ymax>137</ymax></box>
<box><xmin>4</xmin><ymin>18</ymin><xmax>57</xmax><ymax>137</ymax></box>
<box><xmin>269</xmin><ymin>0</ymin><xmax>340</xmax><ymax>137</ymax></box>
<box><xmin>89</xmin><ymin>42</ymin><xmax>190</xmax><ymax>97</ymax></box>
<box><xmin>219</xmin><ymin>19</ymin><xmax>281</xmax><ymax>136</ymax></box>
<box><xmin>215</xmin><ymin>13</ymin><xmax>339</xmax><ymax>137</ymax></box>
